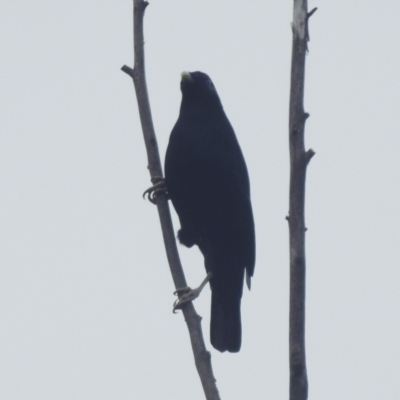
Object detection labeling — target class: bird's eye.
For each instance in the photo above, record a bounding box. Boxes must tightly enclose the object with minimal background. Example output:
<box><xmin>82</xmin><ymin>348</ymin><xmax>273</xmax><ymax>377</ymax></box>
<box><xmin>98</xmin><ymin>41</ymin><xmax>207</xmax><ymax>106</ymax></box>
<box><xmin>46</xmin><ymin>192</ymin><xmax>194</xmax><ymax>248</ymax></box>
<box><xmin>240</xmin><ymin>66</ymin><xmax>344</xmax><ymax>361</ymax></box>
<box><xmin>206</xmin><ymin>79</ymin><xmax>215</xmax><ymax>89</ymax></box>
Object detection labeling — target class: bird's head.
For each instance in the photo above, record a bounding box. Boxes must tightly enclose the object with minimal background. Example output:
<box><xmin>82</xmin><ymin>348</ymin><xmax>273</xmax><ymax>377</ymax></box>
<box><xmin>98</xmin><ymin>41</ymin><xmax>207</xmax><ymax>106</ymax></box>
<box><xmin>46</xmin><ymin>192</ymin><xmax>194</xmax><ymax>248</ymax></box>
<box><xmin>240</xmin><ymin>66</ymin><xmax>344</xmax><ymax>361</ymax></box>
<box><xmin>180</xmin><ymin>71</ymin><xmax>222</xmax><ymax>110</ymax></box>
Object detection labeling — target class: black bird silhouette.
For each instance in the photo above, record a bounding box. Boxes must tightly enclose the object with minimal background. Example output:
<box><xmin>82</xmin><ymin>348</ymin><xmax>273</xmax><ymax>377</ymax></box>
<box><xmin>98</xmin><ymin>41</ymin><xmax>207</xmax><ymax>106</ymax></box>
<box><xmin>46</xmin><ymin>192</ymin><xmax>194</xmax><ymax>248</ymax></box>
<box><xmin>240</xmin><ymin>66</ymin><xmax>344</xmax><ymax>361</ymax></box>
<box><xmin>165</xmin><ymin>71</ymin><xmax>255</xmax><ymax>353</ymax></box>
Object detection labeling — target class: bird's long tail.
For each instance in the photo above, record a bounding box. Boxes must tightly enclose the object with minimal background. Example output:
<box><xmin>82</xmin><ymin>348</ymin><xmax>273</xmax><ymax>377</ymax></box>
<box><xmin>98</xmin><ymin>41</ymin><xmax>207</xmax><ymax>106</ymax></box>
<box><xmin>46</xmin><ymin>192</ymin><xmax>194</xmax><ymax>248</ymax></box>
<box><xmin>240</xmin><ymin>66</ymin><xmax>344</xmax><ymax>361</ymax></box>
<box><xmin>210</xmin><ymin>294</ymin><xmax>242</xmax><ymax>353</ymax></box>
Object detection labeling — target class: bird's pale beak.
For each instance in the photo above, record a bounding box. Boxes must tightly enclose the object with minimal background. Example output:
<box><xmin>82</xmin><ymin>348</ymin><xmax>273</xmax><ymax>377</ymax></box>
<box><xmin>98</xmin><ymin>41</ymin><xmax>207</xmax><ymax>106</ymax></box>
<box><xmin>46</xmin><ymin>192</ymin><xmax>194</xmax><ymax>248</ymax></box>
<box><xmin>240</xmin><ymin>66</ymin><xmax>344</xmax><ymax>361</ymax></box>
<box><xmin>181</xmin><ymin>71</ymin><xmax>194</xmax><ymax>82</ymax></box>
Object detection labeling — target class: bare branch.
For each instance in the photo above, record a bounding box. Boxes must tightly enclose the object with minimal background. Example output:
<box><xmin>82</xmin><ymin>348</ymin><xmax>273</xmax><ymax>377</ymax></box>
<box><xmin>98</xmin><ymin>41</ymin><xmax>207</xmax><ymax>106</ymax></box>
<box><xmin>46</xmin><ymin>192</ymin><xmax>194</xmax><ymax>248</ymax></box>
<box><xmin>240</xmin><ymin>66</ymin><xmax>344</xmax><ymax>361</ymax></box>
<box><xmin>288</xmin><ymin>0</ymin><xmax>316</xmax><ymax>399</ymax></box>
<box><xmin>307</xmin><ymin>8</ymin><xmax>318</xmax><ymax>19</ymax></box>
<box><xmin>121</xmin><ymin>65</ymin><xmax>134</xmax><ymax>78</ymax></box>
<box><xmin>305</xmin><ymin>149</ymin><xmax>315</xmax><ymax>165</ymax></box>
<box><xmin>121</xmin><ymin>1</ymin><xmax>221</xmax><ymax>399</ymax></box>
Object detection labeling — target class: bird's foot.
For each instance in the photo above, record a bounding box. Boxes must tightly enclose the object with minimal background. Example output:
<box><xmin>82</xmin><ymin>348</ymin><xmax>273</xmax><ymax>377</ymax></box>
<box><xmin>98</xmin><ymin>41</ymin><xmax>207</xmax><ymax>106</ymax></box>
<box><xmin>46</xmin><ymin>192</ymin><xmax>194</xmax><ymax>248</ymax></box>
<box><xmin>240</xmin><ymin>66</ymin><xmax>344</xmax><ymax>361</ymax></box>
<box><xmin>142</xmin><ymin>176</ymin><xmax>167</xmax><ymax>204</ymax></box>
<box><xmin>173</xmin><ymin>272</ymin><xmax>213</xmax><ymax>313</ymax></box>
<box><xmin>173</xmin><ymin>286</ymin><xmax>201</xmax><ymax>312</ymax></box>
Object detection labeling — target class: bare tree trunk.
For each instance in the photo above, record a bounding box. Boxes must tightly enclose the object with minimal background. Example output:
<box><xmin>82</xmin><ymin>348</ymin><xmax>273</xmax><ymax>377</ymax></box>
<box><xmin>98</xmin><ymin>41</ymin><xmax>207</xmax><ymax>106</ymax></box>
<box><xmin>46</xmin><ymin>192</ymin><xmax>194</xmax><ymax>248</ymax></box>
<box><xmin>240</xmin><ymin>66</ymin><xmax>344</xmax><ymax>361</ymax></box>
<box><xmin>288</xmin><ymin>1</ymin><xmax>316</xmax><ymax>399</ymax></box>
<box><xmin>121</xmin><ymin>1</ymin><xmax>221</xmax><ymax>399</ymax></box>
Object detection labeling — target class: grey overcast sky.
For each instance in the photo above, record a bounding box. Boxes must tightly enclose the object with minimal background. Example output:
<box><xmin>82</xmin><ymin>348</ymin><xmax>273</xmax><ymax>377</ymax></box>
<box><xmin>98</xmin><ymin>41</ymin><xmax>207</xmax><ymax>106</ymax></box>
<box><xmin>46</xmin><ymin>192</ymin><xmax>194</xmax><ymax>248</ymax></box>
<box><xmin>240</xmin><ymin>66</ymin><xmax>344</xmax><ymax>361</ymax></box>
<box><xmin>1</xmin><ymin>1</ymin><xmax>399</xmax><ymax>399</ymax></box>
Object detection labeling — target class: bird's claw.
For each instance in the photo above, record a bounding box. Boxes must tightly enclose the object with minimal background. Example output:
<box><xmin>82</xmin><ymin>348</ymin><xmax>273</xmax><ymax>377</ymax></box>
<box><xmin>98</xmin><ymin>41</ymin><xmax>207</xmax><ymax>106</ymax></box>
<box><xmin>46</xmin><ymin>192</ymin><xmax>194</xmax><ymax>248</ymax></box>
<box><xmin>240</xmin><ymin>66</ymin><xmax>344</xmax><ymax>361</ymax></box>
<box><xmin>142</xmin><ymin>176</ymin><xmax>167</xmax><ymax>204</ymax></box>
<box><xmin>172</xmin><ymin>272</ymin><xmax>213</xmax><ymax>313</ymax></box>
<box><xmin>173</xmin><ymin>286</ymin><xmax>201</xmax><ymax>313</ymax></box>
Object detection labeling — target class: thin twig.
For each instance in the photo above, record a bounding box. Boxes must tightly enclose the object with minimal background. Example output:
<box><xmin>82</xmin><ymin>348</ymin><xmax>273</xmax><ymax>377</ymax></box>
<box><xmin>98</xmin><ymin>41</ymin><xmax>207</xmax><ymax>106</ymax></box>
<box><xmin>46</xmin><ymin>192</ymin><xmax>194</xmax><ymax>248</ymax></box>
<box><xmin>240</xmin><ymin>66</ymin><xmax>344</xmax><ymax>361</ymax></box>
<box><xmin>121</xmin><ymin>1</ymin><xmax>221</xmax><ymax>399</ymax></box>
<box><xmin>288</xmin><ymin>0</ymin><xmax>316</xmax><ymax>399</ymax></box>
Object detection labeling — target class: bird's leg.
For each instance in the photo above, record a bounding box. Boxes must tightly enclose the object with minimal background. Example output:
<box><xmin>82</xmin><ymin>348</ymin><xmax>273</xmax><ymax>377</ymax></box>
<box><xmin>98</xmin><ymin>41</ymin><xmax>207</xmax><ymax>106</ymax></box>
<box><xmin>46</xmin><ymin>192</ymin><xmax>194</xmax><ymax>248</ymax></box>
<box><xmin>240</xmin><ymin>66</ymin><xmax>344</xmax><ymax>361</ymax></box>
<box><xmin>173</xmin><ymin>272</ymin><xmax>213</xmax><ymax>313</ymax></box>
<box><xmin>142</xmin><ymin>176</ymin><xmax>167</xmax><ymax>204</ymax></box>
